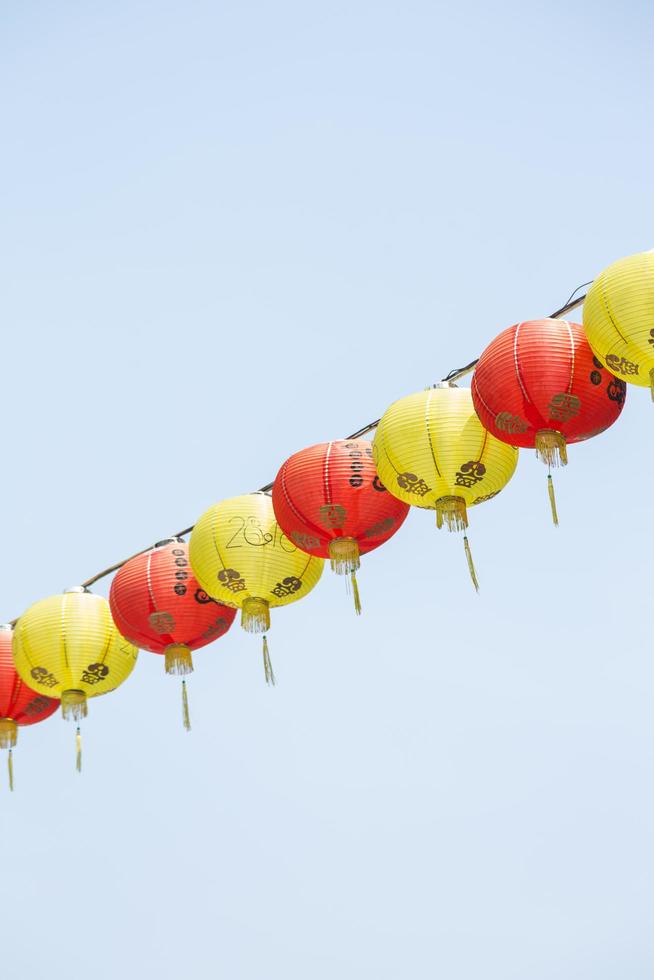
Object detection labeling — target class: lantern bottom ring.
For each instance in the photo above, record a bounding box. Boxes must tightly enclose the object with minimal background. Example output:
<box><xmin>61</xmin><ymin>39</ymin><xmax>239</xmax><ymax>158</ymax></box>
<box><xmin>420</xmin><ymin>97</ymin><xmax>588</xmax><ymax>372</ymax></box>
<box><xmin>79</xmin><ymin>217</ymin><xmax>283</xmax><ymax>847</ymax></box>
<box><xmin>0</xmin><ymin>718</ymin><xmax>17</xmax><ymax>749</ymax></box>
<box><xmin>241</xmin><ymin>597</ymin><xmax>271</xmax><ymax>634</ymax></box>
<box><xmin>165</xmin><ymin>644</ymin><xmax>194</xmax><ymax>676</ymax></box>
<box><xmin>328</xmin><ymin>537</ymin><xmax>361</xmax><ymax>575</ymax></box>
<box><xmin>435</xmin><ymin>496</ymin><xmax>468</xmax><ymax>532</ymax></box>
<box><xmin>61</xmin><ymin>689</ymin><xmax>88</xmax><ymax>722</ymax></box>
<box><xmin>535</xmin><ymin>429</ymin><xmax>568</xmax><ymax>467</ymax></box>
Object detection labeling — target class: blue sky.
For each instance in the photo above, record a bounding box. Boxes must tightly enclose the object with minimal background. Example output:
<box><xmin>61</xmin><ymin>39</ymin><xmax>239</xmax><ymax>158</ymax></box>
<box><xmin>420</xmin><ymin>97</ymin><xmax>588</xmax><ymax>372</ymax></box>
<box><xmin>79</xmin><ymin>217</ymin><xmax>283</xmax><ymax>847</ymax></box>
<box><xmin>1</xmin><ymin>2</ymin><xmax>653</xmax><ymax>977</ymax></box>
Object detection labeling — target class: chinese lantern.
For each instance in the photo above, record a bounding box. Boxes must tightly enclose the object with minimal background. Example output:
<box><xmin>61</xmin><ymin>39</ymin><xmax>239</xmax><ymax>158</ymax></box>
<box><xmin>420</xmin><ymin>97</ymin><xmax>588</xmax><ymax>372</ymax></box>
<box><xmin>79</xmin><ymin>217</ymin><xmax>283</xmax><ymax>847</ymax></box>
<box><xmin>12</xmin><ymin>588</ymin><xmax>138</xmax><ymax>770</ymax></box>
<box><xmin>372</xmin><ymin>384</ymin><xmax>518</xmax><ymax>589</ymax></box>
<box><xmin>583</xmin><ymin>250</ymin><xmax>654</xmax><ymax>398</ymax></box>
<box><xmin>0</xmin><ymin>624</ymin><xmax>59</xmax><ymax>790</ymax></box>
<box><xmin>109</xmin><ymin>539</ymin><xmax>236</xmax><ymax>730</ymax></box>
<box><xmin>271</xmin><ymin>439</ymin><xmax>409</xmax><ymax>614</ymax></box>
<box><xmin>189</xmin><ymin>493</ymin><xmax>324</xmax><ymax>684</ymax></box>
<box><xmin>471</xmin><ymin>318</ymin><xmax>626</xmax><ymax>523</ymax></box>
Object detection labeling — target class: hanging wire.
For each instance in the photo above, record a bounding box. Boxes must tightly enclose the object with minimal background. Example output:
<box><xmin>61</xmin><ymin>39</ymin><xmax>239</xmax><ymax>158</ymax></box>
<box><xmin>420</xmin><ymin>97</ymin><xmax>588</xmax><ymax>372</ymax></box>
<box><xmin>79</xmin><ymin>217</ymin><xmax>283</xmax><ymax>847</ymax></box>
<box><xmin>560</xmin><ymin>281</ymin><xmax>593</xmax><ymax>311</ymax></box>
<box><xmin>7</xmin><ymin>285</ymin><xmax>589</xmax><ymax>620</ymax></box>
<box><xmin>442</xmin><ymin>289</ymin><xmax>587</xmax><ymax>384</ymax></box>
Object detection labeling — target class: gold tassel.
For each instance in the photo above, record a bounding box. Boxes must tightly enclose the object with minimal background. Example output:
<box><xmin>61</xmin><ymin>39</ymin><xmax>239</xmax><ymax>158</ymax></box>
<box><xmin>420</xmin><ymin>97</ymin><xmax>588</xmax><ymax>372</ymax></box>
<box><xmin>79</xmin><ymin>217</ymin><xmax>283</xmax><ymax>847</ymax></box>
<box><xmin>329</xmin><ymin>537</ymin><xmax>361</xmax><ymax>575</ymax></box>
<box><xmin>8</xmin><ymin>749</ymin><xmax>13</xmax><ymax>792</ymax></box>
<box><xmin>463</xmin><ymin>535</ymin><xmax>479</xmax><ymax>592</ymax></box>
<box><xmin>76</xmin><ymin>727</ymin><xmax>82</xmax><ymax>773</ymax></box>
<box><xmin>435</xmin><ymin>495</ymin><xmax>468</xmax><ymax>532</ymax></box>
<box><xmin>0</xmin><ymin>718</ymin><xmax>17</xmax><ymax>749</ymax></box>
<box><xmin>263</xmin><ymin>635</ymin><xmax>275</xmax><ymax>687</ymax></box>
<box><xmin>242</xmin><ymin>597</ymin><xmax>271</xmax><ymax>634</ymax></box>
<box><xmin>165</xmin><ymin>644</ymin><xmax>194</xmax><ymax>675</ymax></box>
<box><xmin>535</xmin><ymin>429</ymin><xmax>568</xmax><ymax>467</ymax></box>
<box><xmin>650</xmin><ymin>367</ymin><xmax>654</xmax><ymax>402</ymax></box>
<box><xmin>182</xmin><ymin>679</ymin><xmax>191</xmax><ymax>732</ymax></box>
<box><xmin>62</xmin><ymin>690</ymin><xmax>88</xmax><ymax>722</ymax></box>
<box><xmin>548</xmin><ymin>474</ymin><xmax>559</xmax><ymax>527</ymax></box>
<box><xmin>351</xmin><ymin>570</ymin><xmax>362</xmax><ymax>615</ymax></box>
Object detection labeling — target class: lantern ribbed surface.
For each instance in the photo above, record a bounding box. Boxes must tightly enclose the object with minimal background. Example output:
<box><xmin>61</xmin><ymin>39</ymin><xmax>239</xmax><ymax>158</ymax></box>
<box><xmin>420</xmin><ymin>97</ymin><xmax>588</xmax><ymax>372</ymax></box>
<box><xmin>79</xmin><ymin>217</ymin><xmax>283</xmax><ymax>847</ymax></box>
<box><xmin>471</xmin><ymin>319</ymin><xmax>626</xmax><ymax>451</ymax></box>
<box><xmin>189</xmin><ymin>493</ymin><xmax>324</xmax><ymax>632</ymax></box>
<box><xmin>583</xmin><ymin>251</ymin><xmax>654</xmax><ymax>390</ymax></box>
<box><xmin>12</xmin><ymin>591</ymin><xmax>138</xmax><ymax>717</ymax></box>
<box><xmin>0</xmin><ymin>626</ymin><xmax>58</xmax><ymax>745</ymax></box>
<box><xmin>109</xmin><ymin>541</ymin><xmax>236</xmax><ymax>665</ymax></box>
<box><xmin>272</xmin><ymin>439</ymin><xmax>409</xmax><ymax>563</ymax></box>
<box><xmin>372</xmin><ymin>386</ymin><xmax>518</xmax><ymax>518</ymax></box>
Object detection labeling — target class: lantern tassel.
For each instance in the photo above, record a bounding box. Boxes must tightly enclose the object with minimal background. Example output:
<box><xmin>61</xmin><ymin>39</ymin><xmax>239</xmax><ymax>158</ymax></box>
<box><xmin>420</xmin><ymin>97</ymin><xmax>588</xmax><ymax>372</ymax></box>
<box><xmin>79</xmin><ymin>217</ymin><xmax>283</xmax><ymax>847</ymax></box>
<box><xmin>547</xmin><ymin>474</ymin><xmax>559</xmax><ymax>527</ymax></box>
<box><xmin>351</xmin><ymin>570</ymin><xmax>362</xmax><ymax>615</ymax></box>
<box><xmin>463</xmin><ymin>535</ymin><xmax>479</xmax><ymax>592</ymax></box>
<box><xmin>182</xmin><ymin>679</ymin><xmax>191</xmax><ymax>732</ymax></box>
<box><xmin>76</xmin><ymin>727</ymin><xmax>82</xmax><ymax>773</ymax></box>
<box><xmin>650</xmin><ymin>368</ymin><xmax>654</xmax><ymax>402</ymax></box>
<box><xmin>263</xmin><ymin>635</ymin><xmax>275</xmax><ymax>687</ymax></box>
<box><xmin>8</xmin><ymin>749</ymin><xmax>13</xmax><ymax>792</ymax></box>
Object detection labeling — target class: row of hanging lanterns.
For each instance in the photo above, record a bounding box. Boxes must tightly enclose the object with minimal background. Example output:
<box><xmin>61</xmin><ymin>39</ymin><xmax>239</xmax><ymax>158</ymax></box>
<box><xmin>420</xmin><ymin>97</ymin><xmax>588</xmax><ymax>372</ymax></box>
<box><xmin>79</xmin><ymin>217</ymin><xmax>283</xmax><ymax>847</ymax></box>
<box><xmin>2</xmin><ymin>247</ymin><xmax>652</xmax><ymax>789</ymax></box>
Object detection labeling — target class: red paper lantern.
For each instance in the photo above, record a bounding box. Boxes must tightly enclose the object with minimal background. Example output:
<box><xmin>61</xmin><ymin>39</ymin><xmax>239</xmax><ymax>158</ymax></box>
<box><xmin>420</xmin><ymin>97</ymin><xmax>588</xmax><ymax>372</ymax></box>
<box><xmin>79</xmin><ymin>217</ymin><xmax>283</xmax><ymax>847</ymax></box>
<box><xmin>471</xmin><ymin>318</ymin><xmax>626</xmax><ymax>522</ymax></box>
<box><xmin>109</xmin><ymin>539</ymin><xmax>237</xmax><ymax>728</ymax></box>
<box><xmin>272</xmin><ymin>439</ymin><xmax>409</xmax><ymax>613</ymax></box>
<box><xmin>0</xmin><ymin>624</ymin><xmax>59</xmax><ymax>789</ymax></box>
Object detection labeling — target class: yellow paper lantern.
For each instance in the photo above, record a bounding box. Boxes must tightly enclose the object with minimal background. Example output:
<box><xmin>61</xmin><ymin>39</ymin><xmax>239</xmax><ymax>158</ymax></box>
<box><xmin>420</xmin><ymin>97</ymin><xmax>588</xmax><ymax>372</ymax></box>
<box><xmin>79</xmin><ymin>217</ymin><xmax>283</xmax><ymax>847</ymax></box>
<box><xmin>12</xmin><ymin>588</ymin><xmax>138</xmax><ymax>769</ymax></box>
<box><xmin>372</xmin><ymin>384</ymin><xmax>518</xmax><ymax>588</ymax></box>
<box><xmin>583</xmin><ymin>250</ymin><xmax>654</xmax><ymax>397</ymax></box>
<box><xmin>189</xmin><ymin>492</ymin><xmax>324</xmax><ymax>683</ymax></box>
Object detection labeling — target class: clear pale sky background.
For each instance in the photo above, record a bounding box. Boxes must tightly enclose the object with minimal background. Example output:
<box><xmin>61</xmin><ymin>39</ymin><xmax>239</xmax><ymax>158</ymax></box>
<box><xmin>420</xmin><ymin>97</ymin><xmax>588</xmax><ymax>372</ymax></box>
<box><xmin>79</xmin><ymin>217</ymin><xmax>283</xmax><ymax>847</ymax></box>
<box><xmin>1</xmin><ymin>2</ymin><xmax>653</xmax><ymax>977</ymax></box>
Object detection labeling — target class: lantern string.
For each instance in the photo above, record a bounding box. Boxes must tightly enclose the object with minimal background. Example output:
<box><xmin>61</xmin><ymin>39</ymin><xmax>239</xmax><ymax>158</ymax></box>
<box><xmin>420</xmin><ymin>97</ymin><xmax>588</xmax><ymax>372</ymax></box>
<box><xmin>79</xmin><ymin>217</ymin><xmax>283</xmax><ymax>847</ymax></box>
<box><xmin>5</xmin><ymin>290</ymin><xmax>587</xmax><ymax>622</ymax></box>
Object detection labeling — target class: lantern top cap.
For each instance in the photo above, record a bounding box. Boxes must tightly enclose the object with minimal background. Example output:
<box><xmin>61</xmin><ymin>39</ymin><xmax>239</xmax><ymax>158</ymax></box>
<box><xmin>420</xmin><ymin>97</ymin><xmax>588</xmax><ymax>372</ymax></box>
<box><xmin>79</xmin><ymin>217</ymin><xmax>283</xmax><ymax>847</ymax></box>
<box><xmin>154</xmin><ymin>537</ymin><xmax>183</xmax><ymax>548</ymax></box>
<box><xmin>0</xmin><ymin>623</ymin><xmax>13</xmax><ymax>632</ymax></box>
<box><xmin>427</xmin><ymin>381</ymin><xmax>458</xmax><ymax>389</ymax></box>
<box><xmin>64</xmin><ymin>586</ymin><xmax>92</xmax><ymax>594</ymax></box>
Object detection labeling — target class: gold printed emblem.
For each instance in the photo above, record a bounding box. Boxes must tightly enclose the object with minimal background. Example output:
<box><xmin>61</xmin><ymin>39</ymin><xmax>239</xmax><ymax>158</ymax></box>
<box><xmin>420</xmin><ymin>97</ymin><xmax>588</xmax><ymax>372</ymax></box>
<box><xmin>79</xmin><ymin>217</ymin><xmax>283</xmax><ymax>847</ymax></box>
<box><xmin>319</xmin><ymin>504</ymin><xmax>347</xmax><ymax>529</ymax></box>
<box><xmin>149</xmin><ymin>611</ymin><xmax>176</xmax><ymax>634</ymax></box>
<box><xmin>495</xmin><ymin>411</ymin><xmax>528</xmax><ymax>434</ymax></box>
<box><xmin>363</xmin><ymin>517</ymin><xmax>396</xmax><ymax>538</ymax></box>
<box><xmin>291</xmin><ymin>530</ymin><xmax>322</xmax><ymax>550</ymax></box>
<box><xmin>547</xmin><ymin>393</ymin><xmax>581</xmax><ymax>422</ymax></box>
